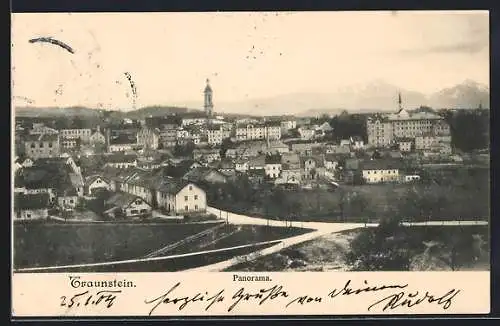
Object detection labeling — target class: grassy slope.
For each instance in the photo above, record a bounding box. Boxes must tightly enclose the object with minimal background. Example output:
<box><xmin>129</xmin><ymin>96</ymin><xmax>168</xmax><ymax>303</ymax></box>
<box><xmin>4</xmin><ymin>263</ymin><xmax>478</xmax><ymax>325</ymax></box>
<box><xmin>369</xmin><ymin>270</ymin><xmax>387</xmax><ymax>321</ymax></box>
<box><xmin>14</xmin><ymin>223</ymin><xmax>220</xmax><ymax>268</ymax></box>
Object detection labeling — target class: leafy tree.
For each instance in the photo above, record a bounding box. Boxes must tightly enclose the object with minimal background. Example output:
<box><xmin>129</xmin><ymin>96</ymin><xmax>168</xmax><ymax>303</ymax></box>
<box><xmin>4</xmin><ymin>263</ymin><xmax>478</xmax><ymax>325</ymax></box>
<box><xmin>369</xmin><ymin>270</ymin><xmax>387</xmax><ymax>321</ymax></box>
<box><xmin>345</xmin><ymin>217</ymin><xmax>411</xmax><ymax>271</ymax></box>
<box><xmin>440</xmin><ymin>228</ymin><xmax>476</xmax><ymax>271</ymax></box>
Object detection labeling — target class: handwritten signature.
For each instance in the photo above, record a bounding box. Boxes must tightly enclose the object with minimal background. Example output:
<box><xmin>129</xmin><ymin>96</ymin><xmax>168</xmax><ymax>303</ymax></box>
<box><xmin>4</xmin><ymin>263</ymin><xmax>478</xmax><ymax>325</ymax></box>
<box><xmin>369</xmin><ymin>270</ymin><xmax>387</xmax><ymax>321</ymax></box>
<box><xmin>367</xmin><ymin>289</ymin><xmax>461</xmax><ymax>312</ymax></box>
<box><xmin>60</xmin><ymin>290</ymin><xmax>121</xmax><ymax>309</ymax></box>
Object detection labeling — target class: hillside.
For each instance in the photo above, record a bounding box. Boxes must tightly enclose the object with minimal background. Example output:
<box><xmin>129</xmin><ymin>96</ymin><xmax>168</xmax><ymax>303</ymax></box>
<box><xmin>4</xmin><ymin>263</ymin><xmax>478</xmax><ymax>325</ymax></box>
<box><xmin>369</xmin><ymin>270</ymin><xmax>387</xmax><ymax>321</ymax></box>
<box><xmin>13</xmin><ymin>79</ymin><xmax>489</xmax><ymax>118</ymax></box>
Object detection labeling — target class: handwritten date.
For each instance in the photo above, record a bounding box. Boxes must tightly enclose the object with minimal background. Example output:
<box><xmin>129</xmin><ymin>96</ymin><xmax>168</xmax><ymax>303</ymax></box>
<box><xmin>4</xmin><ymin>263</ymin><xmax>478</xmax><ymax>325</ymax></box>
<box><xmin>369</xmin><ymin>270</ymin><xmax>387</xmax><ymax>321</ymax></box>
<box><xmin>60</xmin><ymin>290</ymin><xmax>121</xmax><ymax>309</ymax></box>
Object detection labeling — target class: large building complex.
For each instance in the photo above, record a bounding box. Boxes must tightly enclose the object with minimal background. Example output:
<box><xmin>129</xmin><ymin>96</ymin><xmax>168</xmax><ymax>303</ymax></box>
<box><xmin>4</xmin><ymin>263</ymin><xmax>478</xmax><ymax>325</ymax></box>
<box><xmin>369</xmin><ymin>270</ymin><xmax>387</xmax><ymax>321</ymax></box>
<box><xmin>366</xmin><ymin>94</ymin><xmax>451</xmax><ymax>148</ymax></box>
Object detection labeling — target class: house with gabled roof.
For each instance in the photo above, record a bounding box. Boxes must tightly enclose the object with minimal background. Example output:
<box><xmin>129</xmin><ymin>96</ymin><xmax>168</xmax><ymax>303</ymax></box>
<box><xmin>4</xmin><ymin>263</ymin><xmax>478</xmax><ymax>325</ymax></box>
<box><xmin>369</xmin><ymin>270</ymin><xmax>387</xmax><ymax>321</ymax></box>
<box><xmin>156</xmin><ymin>180</ymin><xmax>207</xmax><ymax>215</ymax></box>
<box><xmin>84</xmin><ymin>175</ymin><xmax>112</xmax><ymax>195</ymax></box>
<box><xmin>104</xmin><ymin>192</ymin><xmax>152</xmax><ymax>219</ymax></box>
<box><xmin>182</xmin><ymin>167</ymin><xmax>227</xmax><ymax>184</ymax></box>
<box><xmin>57</xmin><ymin>184</ymin><xmax>80</xmax><ymax>210</ymax></box>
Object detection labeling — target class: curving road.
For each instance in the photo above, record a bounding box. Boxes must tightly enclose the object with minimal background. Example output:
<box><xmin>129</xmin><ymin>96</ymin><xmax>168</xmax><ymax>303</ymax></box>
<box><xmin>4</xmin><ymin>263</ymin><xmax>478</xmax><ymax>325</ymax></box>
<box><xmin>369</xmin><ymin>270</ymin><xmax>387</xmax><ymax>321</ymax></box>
<box><xmin>186</xmin><ymin>207</ymin><xmax>488</xmax><ymax>272</ymax></box>
<box><xmin>186</xmin><ymin>207</ymin><xmax>375</xmax><ymax>272</ymax></box>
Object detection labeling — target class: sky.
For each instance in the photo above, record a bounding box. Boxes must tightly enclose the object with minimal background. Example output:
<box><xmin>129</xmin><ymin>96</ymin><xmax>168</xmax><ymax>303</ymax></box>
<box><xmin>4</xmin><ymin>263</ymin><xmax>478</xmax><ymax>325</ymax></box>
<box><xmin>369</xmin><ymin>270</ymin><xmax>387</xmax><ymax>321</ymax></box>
<box><xmin>11</xmin><ymin>11</ymin><xmax>489</xmax><ymax>111</ymax></box>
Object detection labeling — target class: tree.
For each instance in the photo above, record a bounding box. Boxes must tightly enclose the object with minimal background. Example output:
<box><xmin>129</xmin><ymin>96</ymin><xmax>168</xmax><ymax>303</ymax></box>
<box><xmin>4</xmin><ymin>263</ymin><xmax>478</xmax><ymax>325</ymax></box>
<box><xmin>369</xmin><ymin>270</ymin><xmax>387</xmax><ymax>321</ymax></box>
<box><xmin>345</xmin><ymin>216</ymin><xmax>411</xmax><ymax>271</ymax></box>
<box><xmin>440</xmin><ymin>228</ymin><xmax>476</xmax><ymax>271</ymax></box>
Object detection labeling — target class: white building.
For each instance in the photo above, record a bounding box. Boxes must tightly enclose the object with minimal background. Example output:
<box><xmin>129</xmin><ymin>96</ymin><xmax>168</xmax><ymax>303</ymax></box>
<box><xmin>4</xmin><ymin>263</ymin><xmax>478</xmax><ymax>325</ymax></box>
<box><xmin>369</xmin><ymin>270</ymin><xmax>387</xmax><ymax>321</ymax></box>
<box><xmin>236</xmin><ymin>123</ymin><xmax>281</xmax><ymax>141</ymax></box>
<box><xmin>157</xmin><ymin>182</ymin><xmax>207</xmax><ymax>215</ymax></box>
<box><xmin>60</xmin><ymin>129</ymin><xmax>92</xmax><ymax>142</ymax></box>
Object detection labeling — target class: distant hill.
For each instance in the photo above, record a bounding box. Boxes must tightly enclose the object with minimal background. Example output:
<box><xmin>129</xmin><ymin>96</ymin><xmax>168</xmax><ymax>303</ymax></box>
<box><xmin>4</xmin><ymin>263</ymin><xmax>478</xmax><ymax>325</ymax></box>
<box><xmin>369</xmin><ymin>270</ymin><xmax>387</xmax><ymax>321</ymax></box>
<box><xmin>14</xmin><ymin>106</ymin><xmax>102</xmax><ymax>118</ymax></box>
<box><xmin>124</xmin><ymin>106</ymin><xmax>201</xmax><ymax>119</ymax></box>
<box><xmin>13</xmin><ymin>79</ymin><xmax>489</xmax><ymax>119</ymax></box>
<box><xmin>14</xmin><ymin>105</ymin><xmax>205</xmax><ymax>120</ymax></box>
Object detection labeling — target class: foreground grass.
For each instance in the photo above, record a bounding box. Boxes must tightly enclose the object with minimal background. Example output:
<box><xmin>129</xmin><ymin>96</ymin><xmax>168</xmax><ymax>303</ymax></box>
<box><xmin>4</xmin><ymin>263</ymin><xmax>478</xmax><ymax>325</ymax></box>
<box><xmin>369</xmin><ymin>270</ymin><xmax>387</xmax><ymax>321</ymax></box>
<box><xmin>14</xmin><ymin>222</ymin><xmax>221</xmax><ymax>268</ymax></box>
<box><xmin>14</xmin><ymin>223</ymin><xmax>312</xmax><ymax>270</ymax></box>
<box><xmin>18</xmin><ymin>242</ymin><xmax>278</xmax><ymax>273</ymax></box>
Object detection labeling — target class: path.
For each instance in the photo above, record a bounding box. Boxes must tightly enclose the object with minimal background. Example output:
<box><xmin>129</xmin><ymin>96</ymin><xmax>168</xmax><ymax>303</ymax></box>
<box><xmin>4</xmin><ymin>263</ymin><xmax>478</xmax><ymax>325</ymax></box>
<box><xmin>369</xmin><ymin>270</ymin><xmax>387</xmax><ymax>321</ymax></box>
<box><xmin>186</xmin><ymin>207</ymin><xmax>488</xmax><ymax>272</ymax></box>
<box><xmin>186</xmin><ymin>207</ymin><xmax>374</xmax><ymax>272</ymax></box>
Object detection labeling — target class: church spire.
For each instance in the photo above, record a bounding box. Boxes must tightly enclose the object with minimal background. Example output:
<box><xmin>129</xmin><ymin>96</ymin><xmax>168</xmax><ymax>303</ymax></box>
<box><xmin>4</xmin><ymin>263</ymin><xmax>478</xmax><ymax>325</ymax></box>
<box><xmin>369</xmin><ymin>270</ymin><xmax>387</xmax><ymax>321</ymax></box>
<box><xmin>398</xmin><ymin>92</ymin><xmax>403</xmax><ymax>111</ymax></box>
<box><xmin>204</xmin><ymin>78</ymin><xmax>214</xmax><ymax>117</ymax></box>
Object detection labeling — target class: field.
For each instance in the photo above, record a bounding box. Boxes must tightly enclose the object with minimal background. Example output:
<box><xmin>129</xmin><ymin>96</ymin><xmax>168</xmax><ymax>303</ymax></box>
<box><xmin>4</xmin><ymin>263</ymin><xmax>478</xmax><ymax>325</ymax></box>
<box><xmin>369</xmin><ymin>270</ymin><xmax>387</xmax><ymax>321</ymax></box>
<box><xmin>14</xmin><ymin>222</ymin><xmax>312</xmax><ymax>270</ymax></box>
<box><xmin>210</xmin><ymin>166</ymin><xmax>489</xmax><ymax>223</ymax></box>
<box><xmin>226</xmin><ymin>225</ymin><xmax>490</xmax><ymax>272</ymax></box>
<box><xmin>165</xmin><ymin>225</ymin><xmax>313</xmax><ymax>255</ymax></box>
<box><xmin>215</xmin><ymin>181</ymin><xmax>489</xmax><ymax>223</ymax></box>
<box><xmin>14</xmin><ymin>222</ymin><xmax>221</xmax><ymax>269</ymax></box>
<box><xmin>19</xmin><ymin>242</ymin><xmax>278</xmax><ymax>273</ymax></box>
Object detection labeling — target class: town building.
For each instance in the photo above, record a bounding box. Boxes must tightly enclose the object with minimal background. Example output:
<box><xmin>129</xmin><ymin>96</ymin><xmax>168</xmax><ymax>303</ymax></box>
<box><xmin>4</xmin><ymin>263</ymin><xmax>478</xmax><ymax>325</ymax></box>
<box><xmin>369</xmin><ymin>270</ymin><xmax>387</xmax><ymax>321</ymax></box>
<box><xmin>84</xmin><ymin>175</ymin><xmax>112</xmax><ymax>195</ymax></box>
<box><xmin>360</xmin><ymin>159</ymin><xmax>402</xmax><ymax>184</ymax></box>
<box><xmin>207</xmin><ymin>126</ymin><xmax>230</xmax><ymax>146</ymax></box>
<box><xmin>60</xmin><ymin>129</ymin><xmax>92</xmax><ymax>142</ymax></box>
<box><xmin>24</xmin><ymin>134</ymin><xmax>60</xmax><ymax>159</ymax></box>
<box><xmin>366</xmin><ymin>94</ymin><xmax>450</xmax><ymax>147</ymax></box>
<box><xmin>235</xmin><ymin>122</ymin><xmax>281</xmax><ymax>141</ymax></box>
<box><xmin>104</xmin><ymin>192</ymin><xmax>152</xmax><ymax>219</ymax></box>
<box><xmin>89</xmin><ymin>126</ymin><xmax>106</xmax><ymax>145</ymax></box>
<box><xmin>264</xmin><ymin>155</ymin><xmax>282</xmax><ymax>179</ymax></box>
<box><xmin>29</xmin><ymin>123</ymin><xmax>59</xmax><ymax>136</ymax></box>
<box><xmin>137</xmin><ymin>128</ymin><xmax>160</xmax><ymax>150</ymax></box>
<box><xmin>14</xmin><ymin>193</ymin><xmax>51</xmax><ymax>220</ymax></box>
<box><xmin>103</xmin><ymin>154</ymin><xmax>138</xmax><ymax>169</ymax></box>
<box><xmin>193</xmin><ymin>148</ymin><xmax>221</xmax><ymax>163</ymax></box>
<box><xmin>157</xmin><ymin>181</ymin><xmax>207</xmax><ymax>215</ymax></box>
<box><xmin>280</xmin><ymin>120</ymin><xmax>297</xmax><ymax>135</ymax></box>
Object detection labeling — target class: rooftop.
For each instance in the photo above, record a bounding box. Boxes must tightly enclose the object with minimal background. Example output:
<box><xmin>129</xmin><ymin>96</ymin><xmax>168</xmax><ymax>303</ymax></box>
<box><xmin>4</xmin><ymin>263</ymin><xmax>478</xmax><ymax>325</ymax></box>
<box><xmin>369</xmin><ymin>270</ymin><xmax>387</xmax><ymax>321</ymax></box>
<box><xmin>360</xmin><ymin>159</ymin><xmax>403</xmax><ymax>171</ymax></box>
<box><xmin>25</xmin><ymin>133</ymin><xmax>59</xmax><ymax>142</ymax></box>
<box><xmin>14</xmin><ymin>193</ymin><xmax>50</xmax><ymax>210</ymax></box>
<box><xmin>105</xmin><ymin>192</ymin><xmax>147</xmax><ymax>209</ymax></box>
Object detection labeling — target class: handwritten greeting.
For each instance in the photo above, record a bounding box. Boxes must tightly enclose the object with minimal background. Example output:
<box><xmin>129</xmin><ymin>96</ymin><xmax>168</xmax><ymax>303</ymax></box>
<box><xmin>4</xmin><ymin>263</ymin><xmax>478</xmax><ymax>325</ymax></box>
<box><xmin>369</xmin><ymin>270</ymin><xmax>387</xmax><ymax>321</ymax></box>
<box><xmin>142</xmin><ymin>280</ymin><xmax>461</xmax><ymax>315</ymax></box>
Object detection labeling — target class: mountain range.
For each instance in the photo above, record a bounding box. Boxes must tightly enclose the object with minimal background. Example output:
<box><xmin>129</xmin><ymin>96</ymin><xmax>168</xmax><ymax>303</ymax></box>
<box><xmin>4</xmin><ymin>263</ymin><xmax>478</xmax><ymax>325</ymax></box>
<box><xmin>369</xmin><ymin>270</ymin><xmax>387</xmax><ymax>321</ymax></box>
<box><xmin>14</xmin><ymin>79</ymin><xmax>489</xmax><ymax>119</ymax></box>
<box><xmin>211</xmin><ymin>79</ymin><xmax>489</xmax><ymax>117</ymax></box>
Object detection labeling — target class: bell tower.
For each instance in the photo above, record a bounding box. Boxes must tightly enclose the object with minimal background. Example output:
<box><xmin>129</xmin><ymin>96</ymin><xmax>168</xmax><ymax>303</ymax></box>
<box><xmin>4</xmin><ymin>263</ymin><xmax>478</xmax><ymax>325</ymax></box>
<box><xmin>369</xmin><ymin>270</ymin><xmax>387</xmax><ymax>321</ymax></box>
<box><xmin>204</xmin><ymin>78</ymin><xmax>214</xmax><ymax>117</ymax></box>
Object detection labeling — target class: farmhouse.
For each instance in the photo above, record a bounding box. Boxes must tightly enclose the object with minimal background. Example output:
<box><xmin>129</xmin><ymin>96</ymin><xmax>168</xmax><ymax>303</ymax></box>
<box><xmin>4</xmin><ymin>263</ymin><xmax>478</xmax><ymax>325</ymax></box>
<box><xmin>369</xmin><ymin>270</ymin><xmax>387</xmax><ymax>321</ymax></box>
<box><xmin>104</xmin><ymin>192</ymin><xmax>152</xmax><ymax>219</ymax></box>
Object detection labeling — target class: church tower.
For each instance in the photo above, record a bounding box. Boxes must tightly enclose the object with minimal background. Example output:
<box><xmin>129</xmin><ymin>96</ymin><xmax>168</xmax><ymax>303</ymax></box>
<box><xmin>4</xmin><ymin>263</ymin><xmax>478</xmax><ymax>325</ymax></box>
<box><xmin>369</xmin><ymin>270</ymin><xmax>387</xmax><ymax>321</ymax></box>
<box><xmin>397</xmin><ymin>92</ymin><xmax>403</xmax><ymax>112</ymax></box>
<box><xmin>204</xmin><ymin>78</ymin><xmax>214</xmax><ymax>117</ymax></box>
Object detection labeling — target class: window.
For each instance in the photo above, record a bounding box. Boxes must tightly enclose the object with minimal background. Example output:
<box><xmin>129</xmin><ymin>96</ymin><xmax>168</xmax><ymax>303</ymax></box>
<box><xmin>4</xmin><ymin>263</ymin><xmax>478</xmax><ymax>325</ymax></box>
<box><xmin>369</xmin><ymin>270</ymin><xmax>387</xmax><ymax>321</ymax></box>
<box><xmin>184</xmin><ymin>196</ymin><xmax>188</xmax><ymax>201</ymax></box>
<box><xmin>195</xmin><ymin>205</ymin><xmax>199</xmax><ymax>210</ymax></box>
<box><xmin>70</xmin><ymin>200</ymin><xmax>74</xmax><ymax>204</ymax></box>
<box><xmin>194</xmin><ymin>195</ymin><xmax>198</xmax><ymax>200</ymax></box>
<box><xmin>185</xmin><ymin>205</ymin><xmax>188</xmax><ymax>211</ymax></box>
<box><xmin>140</xmin><ymin>209</ymin><xmax>147</xmax><ymax>214</ymax></box>
<box><xmin>131</xmin><ymin>209</ymin><xmax>138</xmax><ymax>214</ymax></box>
<box><xmin>49</xmin><ymin>142</ymin><xmax>53</xmax><ymax>148</ymax></box>
<box><xmin>31</xmin><ymin>143</ymin><xmax>35</xmax><ymax>148</ymax></box>
<box><xmin>27</xmin><ymin>214</ymin><xmax>31</xmax><ymax>218</ymax></box>
<box><xmin>189</xmin><ymin>185</ymin><xmax>193</xmax><ymax>191</ymax></box>
<box><xmin>135</xmin><ymin>200</ymin><xmax>142</xmax><ymax>205</ymax></box>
